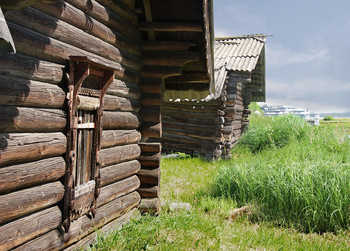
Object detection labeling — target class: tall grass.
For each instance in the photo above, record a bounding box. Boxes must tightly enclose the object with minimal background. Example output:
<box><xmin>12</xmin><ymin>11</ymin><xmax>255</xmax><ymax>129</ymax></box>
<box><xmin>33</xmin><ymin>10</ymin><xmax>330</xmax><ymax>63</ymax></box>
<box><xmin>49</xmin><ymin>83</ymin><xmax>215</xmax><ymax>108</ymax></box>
<box><xmin>212</xmin><ymin>115</ymin><xmax>350</xmax><ymax>233</ymax></box>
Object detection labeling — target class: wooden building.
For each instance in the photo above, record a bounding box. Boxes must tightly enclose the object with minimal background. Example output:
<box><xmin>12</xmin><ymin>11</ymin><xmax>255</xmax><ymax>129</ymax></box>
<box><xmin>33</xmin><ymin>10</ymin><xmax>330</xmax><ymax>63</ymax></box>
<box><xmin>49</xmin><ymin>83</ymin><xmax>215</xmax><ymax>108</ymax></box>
<box><xmin>0</xmin><ymin>0</ymin><xmax>215</xmax><ymax>250</ymax></box>
<box><xmin>161</xmin><ymin>35</ymin><xmax>267</xmax><ymax>159</ymax></box>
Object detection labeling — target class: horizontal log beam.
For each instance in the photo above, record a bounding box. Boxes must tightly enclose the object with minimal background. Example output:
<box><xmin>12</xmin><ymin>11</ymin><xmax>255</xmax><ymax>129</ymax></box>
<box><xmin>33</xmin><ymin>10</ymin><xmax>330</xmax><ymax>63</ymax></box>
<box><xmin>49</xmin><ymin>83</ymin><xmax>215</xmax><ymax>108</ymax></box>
<box><xmin>137</xmin><ymin>167</ymin><xmax>160</xmax><ymax>185</ymax></box>
<box><xmin>100</xmin><ymin>160</ymin><xmax>141</xmax><ymax>186</ymax></box>
<box><xmin>141</xmin><ymin>122</ymin><xmax>162</xmax><ymax>138</ymax></box>
<box><xmin>143</xmin><ymin>51</ymin><xmax>200</xmax><ymax>67</ymax></box>
<box><xmin>162</xmin><ymin>121</ymin><xmax>217</xmax><ymax>133</ymax></box>
<box><xmin>162</xmin><ymin>109</ymin><xmax>217</xmax><ymax>119</ymax></box>
<box><xmin>139</xmin><ymin>197</ymin><xmax>160</xmax><ymax>213</ymax></box>
<box><xmin>0</xmin><ymin>132</ymin><xmax>66</xmax><ymax>167</ymax></box>
<box><xmin>5</xmin><ymin>7</ymin><xmax>142</xmax><ymax>71</ymax></box>
<box><xmin>0</xmin><ymin>106</ymin><xmax>66</xmax><ymax>133</ymax></box>
<box><xmin>0</xmin><ymin>206</ymin><xmax>62</xmax><ymax>251</ymax></box>
<box><xmin>0</xmin><ymin>181</ymin><xmax>64</xmax><ymax>225</ymax></box>
<box><xmin>97</xmin><ymin>175</ymin><xmax>140</xmax><ymax>207</ymax></box>
<box><xmin>166</xmin><ymin>72</ymin><xmax>210</xmax><ymax>84</ymax></box>
<box><xmin>0</xmin><ymin>75</ymin><xmax>65</xmax><ymax>108</ymax></box>
<box><xmin>140</xmin><ymin>94</ymin><xmax>161</xmax><ymax>106</ymax></box>
<box><xmin>162</xmin><ymin>114</ymin><xmax>216</xmax><ymax>126</ymax></box>
<box><xmin>142</xmin><ymin>41</ymin><xmax>196</xmax><ymax>51</ymax></box>
<box><xmin>139</xmin><ymin>22</ymin><xmax>203</xmax><ymax>32</ymax></box>
<box><xmin>103</xmin><ymin>111</ymin><xmax>141</xmax><ymax>130</ymax></box>
<box><xmin>13</xmin><ymin>192</ymin><xmax>141</xmax><ymax>250</ymax></box>
<box><xmin>141</xmin><ymin>110</ymin><xmax>161</xmax><ymax>123</ymax></box>
<box><xmin>138</xmin><ymin>152</ymin><xmax>161</xmax><ymax>167</ymax></box>
<box><xmin>101</xmin><ymin>130</ymin><xmax>141</xmax><ymax>149</ymax></box>
<box><xmin>35</xmin><ymin>1</ymin><xmax>142</xmax><ymax>56</ymax></box>
<box><xmin>162</xmin><ymin>103</ymin><xmax>219</xmax><ymax>113</ymax></box>
<box><xmin>104</xmin><ymin>95</ymin><xmax>141</xmax><ymax>112</ymax></box>
<box><xmin>141</xmin><ymin>66</ymin><xmax>182</xmax><ymax>79</ymax></box>
<box><xmin>100</xmin><ymin>144</ymin><xmax>141</xmax><ymax>167</ymax></box>
<box><xmin>137</xmin><ymin>185</ymin><xmax>159</xmax><ymax>198</ymax></box>
<box><xmin>138</xmin><ymin>142</ymin><xmax>162</xmax><ymax>153</ymax></box>
<box><xmin>164</xmin><ymin>127</ymin><xmax>216</xmax><ymax>141</ymax></box>
<box><xmin>162</xmin><ymin>132</ymin><xmax>217</xmax><ymax>147</ymax></box>
<box><xmin>106</xmin><ymin>79</ymin><xmax>141</xmax><ymax>99</ymax></box>
<box><xmin>0</xmin><ymin>53</ymin><xmax>63</xmax><ymax>84</ymax></box>
<box><xmin>0</xmin><ymin>157</ymin><xmax>65</xmax><ymax>194</ymax></box>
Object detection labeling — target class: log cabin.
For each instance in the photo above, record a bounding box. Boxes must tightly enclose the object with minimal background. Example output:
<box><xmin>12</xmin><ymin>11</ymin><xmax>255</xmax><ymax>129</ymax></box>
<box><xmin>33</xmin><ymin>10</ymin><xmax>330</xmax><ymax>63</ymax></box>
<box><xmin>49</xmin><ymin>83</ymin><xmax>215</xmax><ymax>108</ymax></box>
<box><xmin>161</xmin><ymin>35</ymin><xmax>267</xmax><ymax>159</ymax></box>
<box><xmin>0</xmin><ymin>0</ymin><xmax>215</xmax><ymax>249</ymax></box>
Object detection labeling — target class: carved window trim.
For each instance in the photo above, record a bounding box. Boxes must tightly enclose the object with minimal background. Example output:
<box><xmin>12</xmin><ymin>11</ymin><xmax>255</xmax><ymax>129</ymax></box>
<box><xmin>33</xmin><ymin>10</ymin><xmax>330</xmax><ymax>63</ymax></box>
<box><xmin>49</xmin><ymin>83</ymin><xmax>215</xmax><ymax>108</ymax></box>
<box><xmin>63</xmin><ymin>56</ymin><xmax>115</xmax><ymax>232</ymax></box>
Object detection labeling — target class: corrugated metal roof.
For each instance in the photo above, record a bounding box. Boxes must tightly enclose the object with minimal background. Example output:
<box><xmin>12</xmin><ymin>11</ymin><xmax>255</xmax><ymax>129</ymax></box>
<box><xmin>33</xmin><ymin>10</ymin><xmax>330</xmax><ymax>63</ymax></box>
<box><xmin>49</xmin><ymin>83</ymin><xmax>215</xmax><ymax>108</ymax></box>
<box><xmin>214</xmin><ymin>35</ymin><xmax>266</xmax><ymax>72</ymax></box>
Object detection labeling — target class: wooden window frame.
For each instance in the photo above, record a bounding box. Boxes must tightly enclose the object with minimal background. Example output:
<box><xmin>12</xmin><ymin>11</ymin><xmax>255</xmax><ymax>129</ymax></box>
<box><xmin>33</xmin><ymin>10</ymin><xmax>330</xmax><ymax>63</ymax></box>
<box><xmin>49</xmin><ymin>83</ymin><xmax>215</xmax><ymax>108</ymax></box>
<box><xmin>63</xmin><ymin>56</ymin><xmax>115</xmax><ymax>232</ymax></box>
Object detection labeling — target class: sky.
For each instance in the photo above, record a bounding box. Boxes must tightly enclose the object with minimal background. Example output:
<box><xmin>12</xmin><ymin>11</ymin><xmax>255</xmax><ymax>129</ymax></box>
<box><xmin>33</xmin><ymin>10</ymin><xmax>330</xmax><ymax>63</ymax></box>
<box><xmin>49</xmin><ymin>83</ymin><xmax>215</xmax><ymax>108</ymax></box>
<box><xmin>214</xmin><ymin>0</ymin><xmax>350</xmax><ymax>112</ymax></box>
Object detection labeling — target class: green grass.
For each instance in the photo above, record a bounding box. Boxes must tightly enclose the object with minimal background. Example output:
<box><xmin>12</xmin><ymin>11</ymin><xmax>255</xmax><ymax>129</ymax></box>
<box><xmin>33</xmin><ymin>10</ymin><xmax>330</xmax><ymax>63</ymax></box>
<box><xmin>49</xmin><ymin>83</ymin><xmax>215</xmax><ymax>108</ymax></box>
<box><xmin>88</xmin><ymin>115</ymin><xmax>350</xmax><ymax>250</ymax></box>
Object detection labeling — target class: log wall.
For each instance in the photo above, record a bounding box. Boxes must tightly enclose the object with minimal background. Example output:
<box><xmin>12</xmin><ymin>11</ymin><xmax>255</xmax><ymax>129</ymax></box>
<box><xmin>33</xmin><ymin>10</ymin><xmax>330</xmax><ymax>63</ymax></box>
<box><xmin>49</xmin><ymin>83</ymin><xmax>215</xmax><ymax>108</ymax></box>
<box><xmin>0</xmin><ymin>1</ymin><xmax>143</xmax><ymax>250</ymax></box>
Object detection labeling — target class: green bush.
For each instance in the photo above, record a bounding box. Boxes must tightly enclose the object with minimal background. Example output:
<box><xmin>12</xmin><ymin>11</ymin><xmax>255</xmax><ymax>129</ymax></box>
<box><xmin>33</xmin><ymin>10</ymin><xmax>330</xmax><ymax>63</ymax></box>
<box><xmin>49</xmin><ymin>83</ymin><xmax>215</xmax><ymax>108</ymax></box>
<box><xmin>212</xmin><ymin>120</ymin><xmax>350</xmax><ymax>233</ymax></box>
<box><xmin>239</xmin><ymin>115</ymin><xmax>311</xmax><ymax>152</ymax></box>
<box><xmin>323</xmin><ymin>115</ymin><xmax>334</xmax><ymax>121</ymax></box>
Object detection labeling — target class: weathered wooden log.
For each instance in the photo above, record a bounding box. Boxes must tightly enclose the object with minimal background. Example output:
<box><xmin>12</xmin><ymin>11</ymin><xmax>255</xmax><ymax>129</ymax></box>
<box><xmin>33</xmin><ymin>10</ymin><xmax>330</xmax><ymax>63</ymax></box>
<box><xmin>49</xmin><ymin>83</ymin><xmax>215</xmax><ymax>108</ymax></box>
<box><xmin>138</xmin><ymin>152</ymin><xmax>161</xmax><ymax>167</ymax></box>
<box><xmin>106</xmin><ymin>79</ymin><xmax>141</xmax><ymax>99</ymax></box>
<box><xmin>0</xmin><ymin>106</ymin><xmax>66</xmax><ymax>133</ymax></box>
<box><xmin>13</xmin><ymin>192</ymin><xmax>141</xmax><ymax>251</ymax></box>
<box><xmin>101</xmin><ymin>130</ymin><xmax>141</xmax><ymax>149</ymax></box>
<box><xmin>140</xmin><ymin>94</ymin><xmax>161</xmax><ymax>106</ymax></box>
<box><xmin>141</xmin><ymin>122</ymin><xmax>162</xmax><ymax>138</ymax></box>
<box><xmin>65</xmin><ymin>0</ymin><xmax>140</xmax><ymax>41</ymax></box>
<box><xmin>0</xmin><ymin>181</ymin><xmax>64</xmax><ymax>225</ymax></box>
<box><xmin>141</xmin><ymin>65</ymin><xmax>182</xmax><ymax>79</ymax></box>
<box><xmin>0</xmin><ymin>132</ymin><xmax>66</xmax><ymax>167</ymax></box>
<box><xmin>76</xmin><ymin>95</ymin><xmax>100</xmax><ymax>111</ymax></box>
<box><xmin>138</xmin><ymin>142</ymin><xmax>161</xmax><ymax>153</ymax></box>
<box><xmin>162</xmin><ymin>133</ymin><xmax>215</xmax><ymax>148</ymax></box>
<box><xmin>164</xmin><ymin>127</ymin><xmax>216</xmax><ymax>140</ymax></box>
<box><xmin>142</xmin><ymin>110</ymin><xmax>161</xmax><ymax>123</ymax></box>
<box><xmin>0</xmin><ymin>76</ymin><xmax>65</xmax><ymax>108</ymax></box>
<box><xmin>103</xmin><ymin>111</ymin><xmax>141</xmax><ymax>130</ymax></box>
<box><xmin>100</xmin><ymin>144</ymin><xmax>141</xmax><ymax>167</ymax></box>
<box><xmin>95</xmin><ymin>0</ymin><xmax>137</xmax><ymax>25</ymax></box>
<box><xmin>142</xmin><ymin>41</ymin><xmax>195</xmax><ymax>51</ymax></box>
<box><xmin>64</xmin><ymin>208</ymin><xmax>140</xmax><ymax>251</ymax></box>
<box><xmin>35</xmin><ymin>1</ymin><xmax>142</xmax><ymax>56</ymax></box>
<box><xmin>97</xmin><ymin>175</ymin><xmax>140</xmax><ymax>207</ymax></box>
<box><xmin>139</xmin><ymin>197</ymin><xmax>160</xmax><ymax>213</ymax></box>
<box><xmin>5</xmin><ymin>7</ymin><xmax>141</xmax><ymax>71</ymax></box>
<box><xmin>166</xmin><ymin>72</ymin><xmax>210</xmax><ymax>84</ymax></box>
<box><xmin>0</xmin><ymin>53</ymin><xmax>63</xmax><ymax>84</ymax></box>
<box><xmin>104</xmin><ymin>95</ymin><xmax>140</xmax><ymax>112</ymax></box>
<box><xmin>100</xmin><ymin>160</ymin><xmax>140</xmax><ymax>186</ymax></box>
<box><xmin>143</xmin><ymin>51</ymin><xmax>200</xmax><ymax>67</ymax></box>
<box><xmin>137</xmin><ymin>167</ymin><xmax>160</xmax><ymax>185</ymax></box>
<box><xmin>139</xmin><ymin>22</ymin><xmax>202</xmax><ymax>32</ymax></box>
<box><xmin>137</xmin><ymin>185</ymin><xmax>159</xmax><ymax>198</ymax></box>
<box><xmin>0</xmin><ymin>206</ymin><xmax>62</xmax><ymax>251</ymax></box>
<box><xmin>8</xmin><ymin>22</ymin><xmax>124</xmax><ymax>72</ymax></box>
<box><xmin>0</xmin><ymin>157</ymin><xmax>65</xmax><ymax>194</ymax></box>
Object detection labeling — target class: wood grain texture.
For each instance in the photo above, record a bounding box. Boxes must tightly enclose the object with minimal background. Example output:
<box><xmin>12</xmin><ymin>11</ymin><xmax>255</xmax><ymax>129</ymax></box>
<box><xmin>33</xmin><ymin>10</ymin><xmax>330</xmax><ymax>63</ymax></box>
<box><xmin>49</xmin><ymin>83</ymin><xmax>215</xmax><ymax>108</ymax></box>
<box><xmin>100</xmin><ymin>144</ymin><xmax>141</xmax><ymax>167</ymax></box>
<box><xmin>100</xmin><ymin>160</ymin><xmax>141</xmax><ymax>186</ymax></box>
<box><xmin>101</xmin><ymin>130</ymin><xmax>141</xmax><ymax>149</ymax></box>
<box><xmin>103</xmin><ymin>111</ymin><xmax>141</xmax><ymax>130</ymax></box>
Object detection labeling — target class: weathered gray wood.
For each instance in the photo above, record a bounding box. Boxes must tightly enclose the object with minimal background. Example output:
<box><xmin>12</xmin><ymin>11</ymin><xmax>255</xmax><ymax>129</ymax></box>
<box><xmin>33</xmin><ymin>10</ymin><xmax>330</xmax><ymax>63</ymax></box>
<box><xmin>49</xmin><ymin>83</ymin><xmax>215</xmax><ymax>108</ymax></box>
<box><xmin>104</xmin><ymin>95</ymin><xmax>141</xmax><ymax>112</ymax></box>
<box><xmin>0</xmin><ymin>53</ymin><xmax>63</xmax><ymax>84</ymax></box>
<box><xmin>5</xmin><ymin>7</ymin><xmax>142</xmax><ymax>71</ymax></box>
<box><xmin>137</xmin><ymin>185</ymin><xmax>159</xmax><ymax>198</ymax></box>
<box><xmin>139</xmin><ymin>22</ymin><xmax>203</xmax><ymax>32</ymax></box>
<box><xmin>13</xmin><ymin>192</ymin><xmax>141</xmax><ymax>251</ymax></box>
<box><xmin>0</xmin><ymin>157</ymin><xmax>65</xmax><ymax>194</ymax></box>
<box><xmin>101</xmin><ymin>130</ymin><xmax>141</xmax><ymax>149</ymax></box>
<box><xmin>100</xmin><ymin>160</ymin><xmax>140</xmax><ymax>186</ymax></box>
<box><xmin>139</xmin><ymin>197</ymin><xmax>160</xmax><ymax>213</ymax></box>
<box><xmin>0</xmin><ymin>132</ymin><xmax>66</xmax><ymax>167</ymax></box>
<box><xmin>35</xmin><ymin>1</ymin><xmax>142</xmax><ymax>56</ymax></box>
<box><xmin>0</xmin><ymin>75</ymin><xmax>65</xmax><ymax>108</ymax></box>
<box><xmin>0</xmin><ymin>181</ymin><xmax>64</xmax><ymax>224</ymax></box>
<box><xmin>100</xmin><ymin>144</ymin><xmax>141</xmax><ymax>167</ymax></box>
<box><xmin>0</xmin><ymin>206</ymin><xmax>62</xmax><ymax>251</ymax></box>
<box><xmin>138</xmin><ymin>142</ymin><xmax>161</xmax><ymax>153</ymax></box>
<box><xmin>0</xmin><ymin>106</ymin><xmax>66</xmax><ymax>133</ymax></box>
<box><xmin>97</xmin><ymin>175</ymin><xmax>140</xmax><ymax>207</ymax></box>
<box><xmin>106</xmin><ymin>79</ymin><xmax>141</xmax><ymax>99</ymax></box>
<box><xmin>65</xmin><ymin>0</ymin><xmax>141</xmax><ymax>41</ymax></box>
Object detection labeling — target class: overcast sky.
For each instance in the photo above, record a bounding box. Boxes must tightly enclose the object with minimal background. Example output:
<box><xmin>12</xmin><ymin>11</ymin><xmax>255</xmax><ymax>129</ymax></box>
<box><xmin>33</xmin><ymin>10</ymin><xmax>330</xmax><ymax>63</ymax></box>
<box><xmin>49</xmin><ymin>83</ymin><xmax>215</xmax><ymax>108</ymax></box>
<box><xmin>214</xmin><ymin>0</ymin><xmax>350</xmax><ymax>112</ymax></box>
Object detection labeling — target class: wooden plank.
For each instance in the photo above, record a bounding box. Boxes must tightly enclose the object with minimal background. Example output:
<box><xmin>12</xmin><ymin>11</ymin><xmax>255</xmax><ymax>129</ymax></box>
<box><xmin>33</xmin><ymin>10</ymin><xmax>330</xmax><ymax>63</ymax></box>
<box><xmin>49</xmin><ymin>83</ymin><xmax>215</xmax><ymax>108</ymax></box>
<box><xmin>97</xmin><ymin>175</ymin><xmax>140</xmax><ymax>207</ymax></box>
<box><xmin>35</xmin><ymin>1</ymin><xmax>142</xmax><ymax>56</ymax></box>
<box><xmin>0</xmin><ymin>157</ymin><xmax>65</xmax><ymax>194</ymax></box>
<box><xmin>142</xmin><ymin>41</ymin><xmax>195</xmax><ymax>51</ymax></box>
<box><xmin>137</xmin><ymin>152</ymin><xmax>161</xmax><ymax>167</ymax></box>
<box><xmin>0</xmin><ymin>132</ymin><xmax>66</xmax><ymax>167</ymax></box>
<box><xmin>0</xmin><ymin>181</ymin><xmax>64</xmax><ymax>225</ymax></box>
<box><xmin>139</xmin><ymin>22</ymin><xmax>203</xmax><ymax>32</ymax></box>
<box><xmin>143</xmin><ymin>0</ymin><xmax>155</xmax><ymax>40</ymax></box>
<box><xmin>100</xmin><ymin>144</ymin><xmax>141</xmax><ymax>167</ymax></box>
<box><xmin>137</xmin><ymin>185</ymin><xmax>159</xmax><ymax>198</ymax></box>
<box><xmin>0</xmin><ymin>106</ymin><xmax>66</xmax><ymax>133</ymax></box>
<box><xmin>5</xmin><ymin>7</ymin><xmax>142</xmax><ymax>71</ymax></box>
<box><xmin>0</xmin><ymin>75</ymin><xmax>65</xmax><ymax>108</ymax></box>
<box><xmin>103</xmin><ymin>111</ymin><xmax>141</xmax><ymax>130</ymax></box>
<box><xmin>100</xmin><ymin>160</ymin><xmax>141</xmax><ymax>186</ymax></box>
<box><xmin>0</xmin><ymin>206</ymin><xmax>62</xmax><ymax>251</ymax></box>
<box><xmin>138</xmin><ymin>142</ymin><xmax>161</xmax><ymax>153</ymax></box>
<box><xmin>13</xmin><ymin>192</ymin><xmax>141</xmax><ymax>251</ymax></box>
<box><xmin>137</xmin><ymin>167</ymin><xmax>160</xmax><ymax>185</ymax></box>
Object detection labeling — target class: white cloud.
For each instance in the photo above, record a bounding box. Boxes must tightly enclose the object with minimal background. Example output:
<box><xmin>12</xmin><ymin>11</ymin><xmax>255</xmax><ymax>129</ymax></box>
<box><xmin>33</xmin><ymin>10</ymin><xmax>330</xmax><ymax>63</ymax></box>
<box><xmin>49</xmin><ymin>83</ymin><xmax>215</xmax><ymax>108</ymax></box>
<box><xmin>267</xmin><ymin>44</ymin><xmax>328</xmax><ymax>68</ymax></box>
